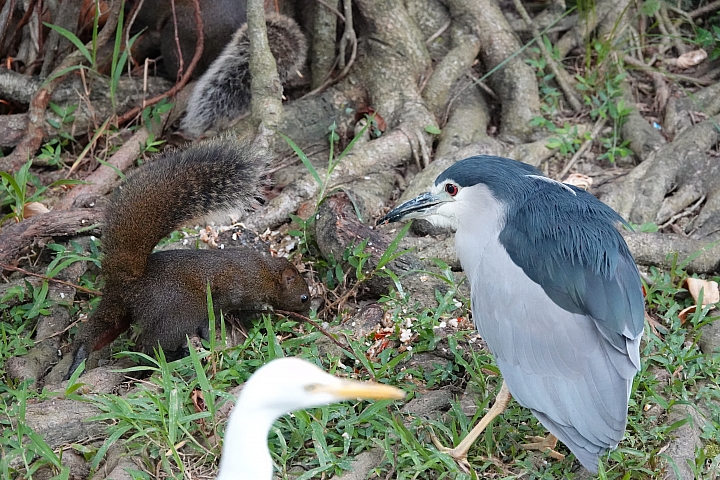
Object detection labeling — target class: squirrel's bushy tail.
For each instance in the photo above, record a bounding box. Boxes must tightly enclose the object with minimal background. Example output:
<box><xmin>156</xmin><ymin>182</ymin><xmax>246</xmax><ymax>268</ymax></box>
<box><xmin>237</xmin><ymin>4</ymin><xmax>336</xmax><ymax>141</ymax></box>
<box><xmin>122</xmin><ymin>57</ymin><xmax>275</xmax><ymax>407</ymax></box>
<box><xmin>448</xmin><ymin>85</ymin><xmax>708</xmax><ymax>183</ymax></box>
<box><xmin>101</xmin><ymin>136</ymin><xmax>269</xmax><ymax>285</ymax></box>
<box><xmin>181</xmin><ymin>13</ymin><xmax>307</xmax><ymax>137</ymax></box>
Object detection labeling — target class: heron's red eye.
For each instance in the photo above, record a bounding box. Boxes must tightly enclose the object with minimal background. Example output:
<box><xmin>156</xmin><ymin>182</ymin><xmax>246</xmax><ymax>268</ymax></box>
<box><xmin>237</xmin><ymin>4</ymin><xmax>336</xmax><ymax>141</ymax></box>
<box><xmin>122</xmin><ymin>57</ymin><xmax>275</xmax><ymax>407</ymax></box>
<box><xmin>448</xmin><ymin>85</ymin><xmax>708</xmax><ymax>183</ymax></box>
<box><xmin>445</xmin><ymin>183</ymin><xmax>459</xmax><ymax>196</ymax></box>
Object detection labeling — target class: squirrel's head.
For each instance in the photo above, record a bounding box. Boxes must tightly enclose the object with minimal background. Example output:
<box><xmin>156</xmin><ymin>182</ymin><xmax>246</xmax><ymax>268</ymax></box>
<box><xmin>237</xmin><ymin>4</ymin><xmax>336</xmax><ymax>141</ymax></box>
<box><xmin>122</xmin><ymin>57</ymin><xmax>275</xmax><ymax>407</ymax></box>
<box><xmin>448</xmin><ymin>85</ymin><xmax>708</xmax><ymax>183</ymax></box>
<box><xmin>276</xmin><ymin>263</ymin><xmax>311</xmax><ymax>313</ymax></box>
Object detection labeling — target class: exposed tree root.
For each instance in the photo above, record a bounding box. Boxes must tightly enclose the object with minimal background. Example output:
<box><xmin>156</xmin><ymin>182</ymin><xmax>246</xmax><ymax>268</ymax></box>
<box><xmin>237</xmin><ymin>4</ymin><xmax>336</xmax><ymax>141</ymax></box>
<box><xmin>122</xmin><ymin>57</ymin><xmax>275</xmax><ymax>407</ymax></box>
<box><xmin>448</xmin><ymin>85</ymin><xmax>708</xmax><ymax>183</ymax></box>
<box><xmin>600</xmin><ymin>114</ymin><xmax>720</xmax><ymax>234</ymax></box>
<box><xmin>622</xmin><ymin>231</ymin><xmax>720</xmax><ymax>274</ymax></box>
<box><xmin>0</xmin><ymin>208</ymin><xmax>103</xmax><ymax>266</ymax></box>
<box><xmin>443</xmin><ymin>0</ymin><xmax>542</xmax><ymax>142</ymax></box>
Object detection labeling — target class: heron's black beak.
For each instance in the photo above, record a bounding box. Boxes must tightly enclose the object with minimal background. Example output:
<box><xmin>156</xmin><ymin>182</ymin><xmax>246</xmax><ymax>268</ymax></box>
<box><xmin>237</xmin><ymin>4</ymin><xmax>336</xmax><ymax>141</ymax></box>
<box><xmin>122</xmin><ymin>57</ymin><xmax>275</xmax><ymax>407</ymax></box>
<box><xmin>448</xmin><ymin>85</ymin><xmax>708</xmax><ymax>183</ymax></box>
<box><xmin>379</xmin><ymin>192</ymin><xmax>447</xmax><ymax>224</ymax></box>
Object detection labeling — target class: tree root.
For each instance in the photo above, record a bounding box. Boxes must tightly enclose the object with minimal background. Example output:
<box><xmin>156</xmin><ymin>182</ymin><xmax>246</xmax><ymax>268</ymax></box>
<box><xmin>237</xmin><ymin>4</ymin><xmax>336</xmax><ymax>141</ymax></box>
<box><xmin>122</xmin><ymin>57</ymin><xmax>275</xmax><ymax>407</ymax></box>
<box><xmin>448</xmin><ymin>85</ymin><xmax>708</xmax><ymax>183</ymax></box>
<box><xmin>443</xmin><ymin>0</ymin><xmax>542</xmax><ymax>142</ymax></box>
<box><xmin>310</xmin><ymin>0</ymin><xmax>340</xmax><ymax>89</ymax></box>
<box><xmin>599</xmin><ymin>114</ymin><xmax>720</xmax><ymax>233</ymax></box>
<box><xmin>422</xmin><ymin>25</ymin><xmax>480</xmax><ymax>119</ymax></box>
<box><xmin>0</xmin><ymin>72</ymin><xmax>173</xmax><ymax>150</ymax></box>
<box><xmin>246</xmin><ymin>0</ymin><xmax>436</xmax><ymax>231</ymax></box>
<box><xmin>0</xmin><ymin>0</ymin><xmax>122</xmax><ymax>172</ymax></box>
<box><xmin>315</xmin><ymin>192</ymin><xmax>448</xmax><ymax>306</ymax></box>
<box><xmin>0</xmin><ymin>209</ymin><xmax>103</xmax><ymax>266</ymax></box>
<box><xmin>248</xmin><ymin>0</ymin><xmax>284</xmax><ymax>127</ymax></box>
<box><xmin>619</xmin><ymin>80</ymin><xmax>666</xmax><ymax>162</ymax></box>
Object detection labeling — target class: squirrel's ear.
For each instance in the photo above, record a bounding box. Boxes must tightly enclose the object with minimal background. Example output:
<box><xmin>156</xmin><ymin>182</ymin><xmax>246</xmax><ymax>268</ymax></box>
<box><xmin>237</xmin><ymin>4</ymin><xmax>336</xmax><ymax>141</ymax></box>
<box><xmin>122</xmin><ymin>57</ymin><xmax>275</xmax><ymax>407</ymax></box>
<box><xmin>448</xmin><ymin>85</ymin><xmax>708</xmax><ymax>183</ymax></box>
<box><xmin>281</xmin><ymin>266</ymin><xmax>299</xmax><ymax>286</ymax></box>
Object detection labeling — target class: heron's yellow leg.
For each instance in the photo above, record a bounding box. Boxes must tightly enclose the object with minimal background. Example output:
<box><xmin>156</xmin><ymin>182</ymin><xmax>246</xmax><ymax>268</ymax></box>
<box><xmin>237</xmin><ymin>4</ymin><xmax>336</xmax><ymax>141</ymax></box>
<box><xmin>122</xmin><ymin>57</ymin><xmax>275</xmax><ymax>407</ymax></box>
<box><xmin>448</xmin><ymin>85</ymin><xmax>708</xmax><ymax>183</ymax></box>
<box><xmin>520</xmin><ymin>433</ymin><xmax>565</xmax><ymax>461</ymax></box>
<box><xmin>430</xmin><ymin>381</ymin><xmax>512</xmax><ymax>469</ymax></box>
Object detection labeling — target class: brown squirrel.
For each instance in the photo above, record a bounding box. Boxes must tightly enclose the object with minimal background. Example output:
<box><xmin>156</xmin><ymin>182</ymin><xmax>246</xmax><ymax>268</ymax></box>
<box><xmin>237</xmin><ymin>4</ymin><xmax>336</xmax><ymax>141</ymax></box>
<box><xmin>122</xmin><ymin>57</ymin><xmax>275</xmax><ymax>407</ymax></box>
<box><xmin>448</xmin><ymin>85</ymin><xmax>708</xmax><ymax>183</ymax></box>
<box><xmin>180</xmin><ymin>12</ymin><xmax>307</xmax><ymax>137</ymax></box>
<box><xmin>123</xmin><ymin>1</ymin><xmax>307</xmax><ymax>138</ymax></box>
<box><xmin>128</xmin><ymin>0</ymin><xmax>248</xmax><ymax>80</ymax></box>
<box><xmin>65</xmin><ymin>136</ymin><xmax>311</xmax><ymax>379</ymax></box>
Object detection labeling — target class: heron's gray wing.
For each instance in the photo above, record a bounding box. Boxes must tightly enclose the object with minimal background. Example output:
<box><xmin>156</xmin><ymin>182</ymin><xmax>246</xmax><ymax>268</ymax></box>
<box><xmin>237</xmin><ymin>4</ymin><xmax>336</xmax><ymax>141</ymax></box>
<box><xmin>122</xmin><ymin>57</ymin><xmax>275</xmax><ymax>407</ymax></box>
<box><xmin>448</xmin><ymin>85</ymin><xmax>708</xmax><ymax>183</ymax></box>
<box><xmin>471</xmin><ymin>239</ymin><xmax>637</xmax><ymax>473</ymax></box>
<box><xmin>498</xmin><ymin>182</ymin><xmax>645</xmax><ymax>354</ymax></box>
<box><xmin>474</xmin><ymin>181</ymin><xmax>644</xmax><ymax>472</ymax></box>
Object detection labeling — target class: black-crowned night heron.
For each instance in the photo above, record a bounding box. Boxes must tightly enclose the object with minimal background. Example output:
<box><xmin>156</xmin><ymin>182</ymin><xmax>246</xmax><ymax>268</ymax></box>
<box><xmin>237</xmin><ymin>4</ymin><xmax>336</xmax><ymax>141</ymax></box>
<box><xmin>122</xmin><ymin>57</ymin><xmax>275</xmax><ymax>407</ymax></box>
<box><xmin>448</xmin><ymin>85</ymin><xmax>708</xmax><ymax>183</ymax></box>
<box><xmin>380</xmin><ymin>155</ymin><xmax>644</xmax><ymax>473</ymax></box>
<box><xmin>216</xmin><ymin>357</ymin><xmax>405</xmax><ymax>479</ymax></box>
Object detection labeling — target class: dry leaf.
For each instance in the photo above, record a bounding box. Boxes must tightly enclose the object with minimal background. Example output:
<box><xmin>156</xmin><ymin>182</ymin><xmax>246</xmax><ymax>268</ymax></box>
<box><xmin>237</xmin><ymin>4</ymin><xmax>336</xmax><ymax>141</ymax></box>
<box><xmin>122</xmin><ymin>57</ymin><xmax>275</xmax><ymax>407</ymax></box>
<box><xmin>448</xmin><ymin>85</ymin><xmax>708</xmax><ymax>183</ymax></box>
<box><xmin>563</xmin><ymin>173</ymin><xmax>593</xmax><ymax>190</ymax></box>
<box><xmin>23</xmin><ymin>202</ymin><xmax>50</xmax><ymax>218</ymax></box>
<box><xmin>685</xmin><ymin>277</ymin><xmax>720</xmax><ymax>305</ymax></box>
<box><xmin>199</xmin><ymin>226</ymin><xmax>219</xmax><ymax>248</ymax></box>
<box><xmin>678</xmin><ymin>305</ymin><xmax>696</xmax><ymax>325</ymax></box>
<box><xmin>675</xmin><ymin>49</ymin><xmax>708</xmax><ymax>69</ymax></box>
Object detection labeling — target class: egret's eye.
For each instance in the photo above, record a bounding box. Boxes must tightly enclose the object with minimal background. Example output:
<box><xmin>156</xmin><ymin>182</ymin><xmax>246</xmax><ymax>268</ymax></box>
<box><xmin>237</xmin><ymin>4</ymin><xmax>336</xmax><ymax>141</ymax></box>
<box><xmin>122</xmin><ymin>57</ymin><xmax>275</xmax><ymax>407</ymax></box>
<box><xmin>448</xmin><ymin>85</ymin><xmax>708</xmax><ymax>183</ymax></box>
<box><xmin>304</xmin><ymin>383</ymin><xmax>318</xmax><ymax>392</ymax></box>
<box><xmin>445</xmin><ymin>183</ymin><xmax>459</xmax><ymax>196</ymax></box>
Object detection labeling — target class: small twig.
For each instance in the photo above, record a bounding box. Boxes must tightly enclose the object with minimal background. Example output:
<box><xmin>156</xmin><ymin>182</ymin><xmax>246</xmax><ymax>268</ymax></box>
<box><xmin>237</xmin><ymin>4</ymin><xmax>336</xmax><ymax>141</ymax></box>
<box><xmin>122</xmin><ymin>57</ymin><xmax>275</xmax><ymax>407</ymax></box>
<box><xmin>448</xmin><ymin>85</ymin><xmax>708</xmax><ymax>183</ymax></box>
<box><xmin>512</xmin><ymin>0</ymin><xmax>582</xmax><ymax>112</ymax></box>
<box><xmin>275</xmin><ymin>309</ymin><xmax>349</xmax><ymax>351</ymax></box>
<box><xmin>622</xmin><ymin>54</ymin><xmax>712</xmax><ymax>86</ymax></box>
<box><xmin>0</xmin><ymin>263</ymin><xmax>101</xmax><ymax>295</ymax></box>
<box><xmin>5</xmin><ymin>0</ymin><xmax>36</xmax><ymax>57</ymax></box>
<box><xmin>425</xmin><ymin>19</ymin><xmax>451</xmax><ymax>45</ymax></box>
<box><xmin>115</xmin><ymin>0</ymin><xmax>203</xmax><ymax>125</ymax></box>
<box><xmin>35</xmin><ymin>318</ymin><xmax>82</xmax><ymax>343</ymax></box>
<box><xmin>658</xmin><ymin>3</ymin><xmax>686</xmax><ymax>55</ymax></box>
<box><xmin>667</xmin><ymin>5</ymin><xmax>695</xmax><ymax>29</ymax></box>
<box><xmin>659</xmin><ymin>195</ymin><xmax>706</xmax><ymax>229</ymax></box>
<box><xmin>557</xmin><ymin>117</ymin><xmax>607</xmax><ymax>179</ymax></box>
<box><xmin>169</xmin><ymin>0</ymin><xmax>185</xmax><ymax>81</ymax></box>
<box><xmin>690</xmin><ymin>0</ymin><xmax>720</xmax><ymax>18</ymax></box>
<box><xmin>0</xmin><ymin>0</ymin><xmax>121</xmax><ymax>172</ymax></box>
<box><xmin>0</xmin><ymin>0</ymin><xmax>18</xmax><ymax>52</ymax></box>
<box><xmin>303</xmin><ymin>0</ymin><xmax>356</xmax><ymax>96</ymax></box>
<box><xmin>125</xmin><ymin>0</ymin><xmax>146</xmax><ymax>69</ymax></box>
<box><xmin>315</xmin><ymin>0</ymin><xmax>345</xmax><ymax>22</ymax></box>
<box><xmin>337</xmin><ymin>0</ymin><xmax>356</xmax><ymax>72</ymax></box>
<box><xmin>399</xmin><ymin>125</ymin><xmax>422</xmax><ymax>171</ymax></box>
<box><xmin>415</xmin><ymin>127</ymin><xmax>432</xmax><ymax>168</ymax></box>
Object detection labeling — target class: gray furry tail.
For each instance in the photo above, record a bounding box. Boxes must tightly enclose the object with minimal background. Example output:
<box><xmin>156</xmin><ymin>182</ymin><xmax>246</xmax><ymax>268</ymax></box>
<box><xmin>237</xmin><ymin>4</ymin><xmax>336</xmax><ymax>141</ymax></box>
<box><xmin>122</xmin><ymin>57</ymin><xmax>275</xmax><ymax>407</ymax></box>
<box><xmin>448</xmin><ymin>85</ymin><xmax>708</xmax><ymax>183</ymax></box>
<box><xmin>181</xmin><ymin>13</ymin><xmax>307</xmax><ymax>138</ymax></box>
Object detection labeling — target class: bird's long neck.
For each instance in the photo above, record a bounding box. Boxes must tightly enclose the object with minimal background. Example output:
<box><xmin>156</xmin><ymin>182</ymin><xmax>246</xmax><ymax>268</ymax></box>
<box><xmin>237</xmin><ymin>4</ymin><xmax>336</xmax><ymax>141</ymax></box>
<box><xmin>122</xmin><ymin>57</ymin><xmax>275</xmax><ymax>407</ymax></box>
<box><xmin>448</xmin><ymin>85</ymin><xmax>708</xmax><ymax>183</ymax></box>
<box><xmin>216</xmin><ymin>398</ymin><xmax>276</xmax><ymax>480</ymax></box>
<box><xmin>454</xmin><ymin>190</ymin><xmax>506</xmax><ymax>283</ymax></box>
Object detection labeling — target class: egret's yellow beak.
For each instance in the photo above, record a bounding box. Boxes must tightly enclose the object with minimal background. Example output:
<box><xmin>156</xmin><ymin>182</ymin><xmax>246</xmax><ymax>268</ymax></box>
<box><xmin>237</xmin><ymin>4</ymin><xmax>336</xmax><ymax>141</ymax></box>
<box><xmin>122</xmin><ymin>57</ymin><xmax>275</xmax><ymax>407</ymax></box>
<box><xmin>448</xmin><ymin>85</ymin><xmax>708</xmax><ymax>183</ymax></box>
<box><xmin>313</xmin><ymin>380</ymin><xmax>406</xmax><ymax>401</ymax></box>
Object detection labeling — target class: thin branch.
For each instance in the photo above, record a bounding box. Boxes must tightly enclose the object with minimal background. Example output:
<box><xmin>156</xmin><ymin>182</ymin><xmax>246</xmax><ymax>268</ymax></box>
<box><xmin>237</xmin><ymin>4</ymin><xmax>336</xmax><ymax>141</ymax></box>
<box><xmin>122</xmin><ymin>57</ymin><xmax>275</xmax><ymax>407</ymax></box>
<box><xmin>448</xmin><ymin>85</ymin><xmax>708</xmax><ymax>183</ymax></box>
<box><xmin>622</xmin><ymin>54</ymin><xmax>712</xmax><ymax>86</ymax></box>
<box><xmin>659</xmin><ymin>2</ymin><xmax>686</xmax><ymax>54</ymax></box>
<box><xmin>690</xmin><ymin>0</ymin><xmax>720</xmax><ymax>18</ymax></box>
<box><xmin>275</xmin><ymin>310</ymin><xmax>349</xmax><ymax>351</ymax></box>
<box><xmin>304</xmin><ymin>0</ymin><xmax>356</xmax><ymax>96</ymax></box>
<box><xmin>425</xmin><ymin>19</ymin><xmax>451</xmax><ymax>45</ymax></box>
<box><xmin>169</xmin><ymin>0</ymin><xmax>185</xmax><ymax>81</ymax></box>
<box><xmin>0</xmin><ymin>263</ymin><xmax>101</xmax><ymax>296</ymax></box>
<box><xmin>512</xmin><ymin>0</ymin><xmax>582</xmax><ymax>112</ymax></box>
<box><xmin>0</xmin><ymin>0</ymin><xmax>18</xmax><ymax>54</ymax></box>
<box><xmin>337</xmin><ymin>0</ymin><xmax>355</xmax><ymax>71</ymax></box>
<box><xmin>125</xmin><ymin>0</ymin><xmax>145</xmax><ymax>64</ymax></box>
<box><xmin>315</xmin><ymin>0</ymin><xmax>345</xmax><ymax>21</ymax></box>
<box><xmin>557</xmin><ymin>117</ymin><xmax>607</xmax><ymax>179</ymax></box>
<box><xmin>115</xmin><ymin>0</ymin><xmax>203</xmax><ymax>125</ymax></box>
<box><xmin>0</xmin><ymin>0</ymin><xmax>122</xmax><ymax>172</ymax></box>
<box><xmin>659</xmin><ymin>195</ymin><xmax>706</xmax><ymax>229</ymax></box>
<box><xmin>5</xmin><ymin>0</ymin><xmax>36</xmax><ymax>59</ymax></box>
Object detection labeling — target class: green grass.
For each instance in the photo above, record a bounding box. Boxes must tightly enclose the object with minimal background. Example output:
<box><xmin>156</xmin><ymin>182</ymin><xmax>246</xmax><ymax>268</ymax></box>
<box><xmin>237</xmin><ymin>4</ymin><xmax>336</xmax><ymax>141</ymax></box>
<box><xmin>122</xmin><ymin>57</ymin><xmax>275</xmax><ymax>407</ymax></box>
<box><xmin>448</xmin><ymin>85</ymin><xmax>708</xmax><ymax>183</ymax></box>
<box><xmin>1</xmin><ymin>233</ymin><xmax>719</xmax><ymax>479</ymax></box>
<box><xmin>2</xmin><ymin>3</ymin><xmax>720</xmax><ymax>476</ymax></box>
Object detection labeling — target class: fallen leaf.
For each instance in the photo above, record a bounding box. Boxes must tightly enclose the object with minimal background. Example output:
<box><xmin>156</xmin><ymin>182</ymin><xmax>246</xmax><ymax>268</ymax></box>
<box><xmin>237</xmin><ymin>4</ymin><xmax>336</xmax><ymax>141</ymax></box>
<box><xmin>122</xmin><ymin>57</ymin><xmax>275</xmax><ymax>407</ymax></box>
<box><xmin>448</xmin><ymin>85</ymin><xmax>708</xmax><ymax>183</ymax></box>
<box><xmin>675</xmin><ymin>49</ymin><xmax>708</xmax><ymax>69</ymax></box>
<box><xmin>685</xmin><ymin>277</ymin><xmax>720</xmax><ymax>305</ymax></box>
<box><xmin>23</xmin><ymin>202</ymin><xmax>50</xmax><ymax>218</ymax></box>
<box><xmin>355</xmin><ymin>107</ymin><xmax>387</xmax><ymax>132</ymax></box>
<box><xmin>678</xmin><ymin>305</ymin><xmax>696</xmax><ymax>325</ymax></box>
<box><xmin>563</xmin><ymin>173</ymin><xmax>593</xmax><ymax>190</ymax></box>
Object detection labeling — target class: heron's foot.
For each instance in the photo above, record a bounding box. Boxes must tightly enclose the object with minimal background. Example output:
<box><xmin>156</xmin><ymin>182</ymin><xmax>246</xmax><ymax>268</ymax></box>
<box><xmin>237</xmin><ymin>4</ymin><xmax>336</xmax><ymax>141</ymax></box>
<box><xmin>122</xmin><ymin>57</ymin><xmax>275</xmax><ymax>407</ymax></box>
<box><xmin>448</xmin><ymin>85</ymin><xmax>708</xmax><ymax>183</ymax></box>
<box><xmin>520</xmin><ymin>434</ymin><xmax>565</xmax><ymax>461</ymax></box>
<box><xmin>429</xmin><ymin>429</ymin><xmax>472</xmax><ymax>473</ymax></box>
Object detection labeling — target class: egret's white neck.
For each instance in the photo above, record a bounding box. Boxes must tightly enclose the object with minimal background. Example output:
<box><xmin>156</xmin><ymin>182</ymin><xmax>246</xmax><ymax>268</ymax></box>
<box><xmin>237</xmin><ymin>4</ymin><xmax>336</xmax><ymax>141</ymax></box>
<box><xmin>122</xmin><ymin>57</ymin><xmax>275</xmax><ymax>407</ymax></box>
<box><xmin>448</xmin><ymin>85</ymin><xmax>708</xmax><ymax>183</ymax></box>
<box><xmin>216</xmin><ymin>397</ymin><xmax>277</xmax><ymax>480</ymax></box>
